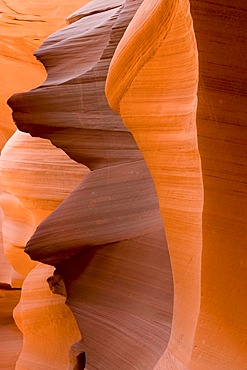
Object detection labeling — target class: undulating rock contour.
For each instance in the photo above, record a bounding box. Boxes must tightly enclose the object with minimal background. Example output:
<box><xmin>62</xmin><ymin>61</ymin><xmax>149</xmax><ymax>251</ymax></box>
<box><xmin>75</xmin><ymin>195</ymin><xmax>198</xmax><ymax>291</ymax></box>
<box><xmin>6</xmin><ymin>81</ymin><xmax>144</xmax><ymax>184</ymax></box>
<box><xmin>0</xmin><ymin>0</ymin><xmax>85</xmax><ymax>150</ymax></box>
<box><xmin>106</xmin><ymin>0</ymin><xmax>247</xmax><ymax>369</ymax></box>
<box><xmin>0</xmin><ymin>1</ymin><xmax>90</xmax><ymax>368</ymax></box>
<box><xmin>0</xmin><ymin>130</ymin><xmax>87</xmax><ymax>285</ymax></box>
<box><xmin>14</xmin><ymin>263</ymin><xmax>82</xmax><ymax>370</ymax></box>
<box><xmin>0</xmin><ymin>130</ymin><xmax>88</xmax><ymax>368</ymax></box>
<box><xmin>8</xmin><ymin>1</ymin><xmax>174</xmax><ymax>369</ymax></box>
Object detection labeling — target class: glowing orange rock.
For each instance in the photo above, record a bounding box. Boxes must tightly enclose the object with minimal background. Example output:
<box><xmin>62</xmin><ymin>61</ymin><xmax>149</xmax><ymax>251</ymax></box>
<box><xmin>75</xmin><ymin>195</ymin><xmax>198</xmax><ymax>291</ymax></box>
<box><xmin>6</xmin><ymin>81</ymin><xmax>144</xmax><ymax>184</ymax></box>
<box><xmin>0</xmin><ymin>2</ymin><xmax>91</xmax><ymax>369</ymax></box>
<box><xmin>189</xmin><ymin>1</ymin><xmax>247</xmax><ymax>369</ymax></box>
<box><xmin>107</xmin><ymin>0</ymin><xmax>247</xmax><ymax>369</ymax></box>
<box><xmin>0</xmin><ymin>0</ymin><xmax>88</xmax><ymax>150</ymax></box>
<box><xmin>107</xmin><ymin>0</ymin><xmax>203</xmax><ymax>367</ymax></box>
<box><xmin>0</xmin><ymin>191</ymin><xmax>36</xmax><ymax>287</ymax></box>
<box><xmin>0</xmin><ymin>206</ymin><xmax>14</xmax><ymax>288</ymax></box>
<box><xmin>8</xmin><ymin>1</ymin><xmax>174</xmax><ymax>369</ymax></box>
<box><xmin>0</xmin><ymin>130</ymin><xmax>87</xmax><ymax>287</ymax></box>
<box><xmin>0</xmin><ymin>289</ymin><xmax>22</xmax><ymax>369</ymax></box>
<box><xmin>14</xmin><ymin>263</ymin><xmax>81</xmax><ymax>370</ymax></box>
<box><xmin>0</xmin><ymin>130</ymin><xmax>88</xmax><ymax>368</ymax></box>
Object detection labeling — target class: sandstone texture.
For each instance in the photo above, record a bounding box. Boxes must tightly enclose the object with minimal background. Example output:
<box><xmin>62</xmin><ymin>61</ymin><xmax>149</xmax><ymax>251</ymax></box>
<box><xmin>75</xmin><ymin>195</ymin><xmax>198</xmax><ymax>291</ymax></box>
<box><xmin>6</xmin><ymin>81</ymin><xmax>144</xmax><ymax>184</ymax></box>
<box><xmin>106</xmin><ymin>0</ymin><xmax>247</xmax><ymax>369</ymax></box>
<box><xmin>0</xmin><ymin>1</ymin><xmax>90</xmax><ymax>369</ymax></box>
<box><xmin>0</xmin><ymin>289</ymin><xmax>22</xmax><ymax>370</ymax></box>
<box><xmin>107</xmin><ymin>1</ymin><xmax>203</xmax><ymax>367</ymax></box>
<box><xmin>2</xmin><ymin>0</ymin><xmax>247</xmax><ymax>369</ymax></box>
<box><xmin>0</xmin><ymin>0</ymin><xmax>85</xmax><ymax>150</ymax></box>
<box><xmin>0</xmin><ymin>130</ymin><xmax>88</xmax><ymax>369</ymax></box>
<box><xmin>8</xmin><ymin>0</ymin><xmax>174</xmax><ymax>369</ymax></box>
<box><xmin>0</xmin><ymin>206</ymin><xmax>13</xmax><ymax>288</ymax></box>
<box><xmin>189</xmin><ymin>1</ymin><xmax>247</xmax><ymax>369</ymax></box>
<box><xmin>0</xmin><ymin>130</ymin><xmax>87</xmax><ymax>286</ymax></box>
<box><xmin>13</xmin><ymin>263</ymin><xmax>81</xmax><ymax>370</ymax></box>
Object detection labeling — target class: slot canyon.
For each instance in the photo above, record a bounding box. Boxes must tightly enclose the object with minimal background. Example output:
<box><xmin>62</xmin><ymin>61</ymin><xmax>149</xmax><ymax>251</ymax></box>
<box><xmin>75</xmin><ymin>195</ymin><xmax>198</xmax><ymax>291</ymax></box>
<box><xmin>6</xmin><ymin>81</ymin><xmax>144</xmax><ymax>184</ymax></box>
<box><xmin>0</xmin><ymin>0</ymin><xmax>246</xmax><ymax>369</ymax></box>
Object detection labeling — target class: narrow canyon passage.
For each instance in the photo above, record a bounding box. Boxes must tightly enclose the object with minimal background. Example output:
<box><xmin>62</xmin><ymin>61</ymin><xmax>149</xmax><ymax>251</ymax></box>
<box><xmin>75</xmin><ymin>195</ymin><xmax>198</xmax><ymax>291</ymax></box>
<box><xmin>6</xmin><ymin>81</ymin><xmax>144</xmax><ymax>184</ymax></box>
<box><xmin>1</xmin><ymin>0</ymin><xmax>246</xmax><ymax>369</ymax></box>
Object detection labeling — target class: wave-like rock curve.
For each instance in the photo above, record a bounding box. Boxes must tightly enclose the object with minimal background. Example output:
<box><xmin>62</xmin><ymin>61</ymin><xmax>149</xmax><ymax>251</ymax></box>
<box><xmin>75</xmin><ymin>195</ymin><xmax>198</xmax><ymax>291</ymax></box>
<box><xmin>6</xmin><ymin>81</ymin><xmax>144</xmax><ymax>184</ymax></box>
<box><xmin>107</xmin><ymin>0</ymin><xmax>247</xmax><ymax>369</ymax></box>
<box><xmin>8</xmin><ymin>1</ymin><xmax>174</xmax><ymax>369</ymax></box>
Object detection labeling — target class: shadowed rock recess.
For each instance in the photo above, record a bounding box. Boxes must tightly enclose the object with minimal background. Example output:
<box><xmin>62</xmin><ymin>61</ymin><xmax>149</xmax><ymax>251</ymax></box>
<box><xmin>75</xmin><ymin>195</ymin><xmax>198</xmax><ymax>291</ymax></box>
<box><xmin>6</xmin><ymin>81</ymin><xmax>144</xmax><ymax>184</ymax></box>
<box><xmin>8</xmin><ymin>1</ymin><xmax>174</xmax><ymax>369</ymax></box>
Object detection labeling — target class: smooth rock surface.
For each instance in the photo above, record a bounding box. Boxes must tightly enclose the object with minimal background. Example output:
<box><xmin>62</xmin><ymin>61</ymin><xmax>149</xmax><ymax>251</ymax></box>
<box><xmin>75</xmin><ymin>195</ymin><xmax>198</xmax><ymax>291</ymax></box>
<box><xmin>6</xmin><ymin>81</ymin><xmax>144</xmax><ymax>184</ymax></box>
<box><xmin>107</xmin><ymin>0</ymin><xmax>247</xmax><ymax>369</ymax></box>
<box><xmin>0</xmin><ymin>2</ymin><xmax>90</xmax><ymax>369</ymax></box>
<box><xmin>0</xmin><ymin>130</ymin><xmax>88</xmax><ymax>368</ymax></box>
<box><xmin>14</xmin><ymin>264</ymin><xmax>82</xmax><ymax>370</ymax></box>
<box><xmin>107</xmin><ymin>0</ymin><xmax>203</xmax><ymax>367</ymax></box>
<box><xmin>8</xmin><ymin>0</ymin><xmax>246</xmax><ymax>368</ymax></box>
<box><xmin>0</xmin><ymin>207</ymin><xmax>13</xmax><ymax>288</ymax></box>
<box><xmin>0</xmin><ymin>130</ymin><xmax>87</xmax><ymax>286</ymax></box>
<box><xmin>0</xmin><ymin>289</ymin><xmax>22</xmax><ymax>370</ymax></box>
<box><xmin>0</xmin><ymin>0</ymin><xmax>86</xmax><ymax>150</ymax></box>
<box><xmin>189</xmin><ymin>1</ymin><xmax>247</xmax><ymax>369</ymax></box>
<box><xmin>9</xmin><ymin>1</ymin><xmax>174</xmax><ymax>369</ymax></box>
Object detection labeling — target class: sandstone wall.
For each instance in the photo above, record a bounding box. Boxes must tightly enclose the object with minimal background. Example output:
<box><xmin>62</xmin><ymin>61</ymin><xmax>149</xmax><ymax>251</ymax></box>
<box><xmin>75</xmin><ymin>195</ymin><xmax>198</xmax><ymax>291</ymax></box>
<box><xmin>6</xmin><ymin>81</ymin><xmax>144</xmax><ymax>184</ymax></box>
<box><xmin>8</xmin><ymin>1</ymin><xmax>174</xmax><ymax>369</ymax></box>
<box><xmin>2</xmin><ymin>0</ymin><xmax>246</xmax><ymax>369</ymax></box>
<box><xmin>106</xmin><ymin>0</ymin><xmax>247</xmax><ymax>369</ymax></box>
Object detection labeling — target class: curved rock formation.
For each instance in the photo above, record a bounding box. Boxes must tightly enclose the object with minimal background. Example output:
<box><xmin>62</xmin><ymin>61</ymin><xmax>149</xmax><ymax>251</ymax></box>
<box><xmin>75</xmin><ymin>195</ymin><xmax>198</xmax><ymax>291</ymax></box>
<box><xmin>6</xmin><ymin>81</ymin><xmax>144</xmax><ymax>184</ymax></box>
<box><xmin>0</xmin><ymin>130</ymin><xmax>88</xmax><ymax>369</ymax></box>
<box><xmin>0</xmin><ymin>206</ymin><xmax>13</xmax><ymax>288</ymax></box>
<box><xmin>0</xmin><ymin>0</ymin><xmax>85</xmax><ymax>150</ymax></box>
<box><xmin>0</xmin><ymin>130</ymin><xmax>87</xmax><ymax>286</ymax></box>
<box><xmin>9</xmin><ymin>0</ymin><xmax>143</xmax><ymax>169</ymax></box>
<box><xmin>107</xmin><ymin>0</ymin><xmax>203</xmax><ymax>367</ymax></box>
<box><xmin>0</xmin><ymin>2</ymin><xmax>91</xmax><ymax>369</ymax></box>
<box><xmin>0</xmin><ymin>191</ymin><xmax>37</xmax><ymax>287</ymax></box>
<box><xmin>0</xmin><ymin>0</ymin><xmax>88</xmax><ymax>298</ymax></box>
<box><xmin>0</xmin><ymin>289</ymin><xmax>22</xmax><ymax>369</ymax></box>
<box><xmin>14</xmin><ymin>263</ymin><xmax>82</xmax><ymax>370</ymax></box>
<box><xmin>106</xmin><ymin>0</ymin><xmax>247</xmax><ymax>369</ymax></box>
<box><xmin>8</xmin><ymin>1</ymin><xmax>174</xmax><ymax>369</ymax></box>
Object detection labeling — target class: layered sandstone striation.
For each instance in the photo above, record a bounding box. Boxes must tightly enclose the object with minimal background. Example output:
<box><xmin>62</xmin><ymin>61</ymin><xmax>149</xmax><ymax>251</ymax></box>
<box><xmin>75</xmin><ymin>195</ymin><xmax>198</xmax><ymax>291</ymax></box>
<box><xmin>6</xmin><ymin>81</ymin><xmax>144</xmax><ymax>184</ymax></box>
<box><xmin>0</xmin><ymin>130</ymin><xmax>88</xmax><ymax>369</ymax></box>
<box><xmin>6</xmin><ymin>0</ymin><xmax>246</xmax><ymax>369</ymax></box>
<box><xmin>0</xmin><ymin>0</ymin><xmax>87</xmax><ymax>311</ymax></box>
<box><xmin>0</xmin><ymin>0</ymin><xmax>85</xmax><ymax>150</ymax></box>
<box><xmin>0</xmin><ymin>1</ymin><xmax>91</xmax><ymax>369</ymax></box>
<box><xmin>0</xmin><ymin>130</ymin><xmax>87</xmax><ymax>286</ymax></box>
<box><xmin>107</xmin><ymin>0</ymin><xmax>203</xmax><ymax>367</ymax></box>
<box><xmin>8</xmin><ymin>0</ymin><xmax>174</xmax><ymax>369</ymax></box>
<box><xmin>107</xmin><ymin>0</ymin><xmax>247</xmax><ymax>369</ymax></box>
<box><xmin>189</xmin><ymin>1</ymin><xmax>247</xmax><ymax>369</ymax></box>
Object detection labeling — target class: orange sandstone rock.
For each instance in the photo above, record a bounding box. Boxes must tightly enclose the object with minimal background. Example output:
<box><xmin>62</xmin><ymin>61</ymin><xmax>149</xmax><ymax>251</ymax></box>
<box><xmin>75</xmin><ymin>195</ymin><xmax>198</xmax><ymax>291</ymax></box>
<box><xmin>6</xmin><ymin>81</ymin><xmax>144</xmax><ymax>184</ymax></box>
<box><xmin>0</xmin><ymin>130</ymin><xmax>88</xmax><ymax>368</ymax></box>
<box><xmin>0</xmin><ymin>206</ymin><xmax>13</xmax><ymax>288</ymax></box>
<box><xmin>0</xmin><ymin>191</ymin><xmax>36</xmax><ymax>287</ymax></box>
<box><xmin>9</xmin><ymin>1</ymin><xmax>174</xmax><ymax>369</ymax></box>
<box><xmin>14</xmin><ymin>264</ymin><xmax>81</xmax><ymax>370</ymax></box>
<box><xmin>0</xmin><ymin>130</ymin><xmax>87</xmax><ymax>286</ymax></box>
<box><xmin>107</xmin><ymin>0</ymin><xmax>247</xmax><ymax>369</ymax></box>
<box><xmin>0</xmin><ymin>289</ymin><xmax>22</xmax><ymax>369</ymax></box>
<box><xmin>189</xmin><ymin>1</ymin><xmax>247</xmax><ymax>369</ymax></box>
<box><xmin>0</xmin><ymin>0</ymin><xmax>88</xmax><ymax>150</ymax></box>
<box><xmin>107</xmin><ymin>0</ymin><xmax>203</xmax><ymax>367</ymax></box>
<box><xmin>0</xmin><ymin>2</ymin><xmax>91</xmax><ymax>369</ymax></box>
